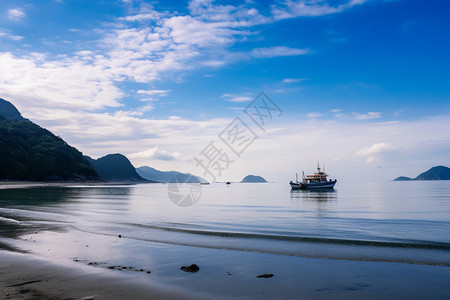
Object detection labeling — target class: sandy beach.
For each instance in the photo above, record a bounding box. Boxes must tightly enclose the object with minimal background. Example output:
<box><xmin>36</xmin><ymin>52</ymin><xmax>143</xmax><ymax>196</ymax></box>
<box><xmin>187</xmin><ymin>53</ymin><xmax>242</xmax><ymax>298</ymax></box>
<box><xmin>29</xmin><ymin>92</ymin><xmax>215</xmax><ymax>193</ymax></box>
<box><xmin>0</xmin><ymin>250</ymin><xmax>212</xmax><ymax>300</ymax></box>
<box><xmin>2</xmin><ymin>243</ymin><xmax>449</xmax><ymax>300</ymax></box>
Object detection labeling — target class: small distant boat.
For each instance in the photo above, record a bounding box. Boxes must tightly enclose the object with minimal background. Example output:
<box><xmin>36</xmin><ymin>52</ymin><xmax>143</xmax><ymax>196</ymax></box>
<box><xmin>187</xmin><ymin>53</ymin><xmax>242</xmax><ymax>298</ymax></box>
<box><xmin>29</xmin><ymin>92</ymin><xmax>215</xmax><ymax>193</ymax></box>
<box><xmin>226</xmin><ymin>181</ymin><xmax>231</xmax><ymax>185</ymax></box>
<box><xmin>290</xmin><ymin>163</ymin><xmax>336</xmax><ymax>190</ymax></box>
<box><xmin>200</xmin><ymin>182</ymin><xmax>210</xmax><ymax>185</ymax></box>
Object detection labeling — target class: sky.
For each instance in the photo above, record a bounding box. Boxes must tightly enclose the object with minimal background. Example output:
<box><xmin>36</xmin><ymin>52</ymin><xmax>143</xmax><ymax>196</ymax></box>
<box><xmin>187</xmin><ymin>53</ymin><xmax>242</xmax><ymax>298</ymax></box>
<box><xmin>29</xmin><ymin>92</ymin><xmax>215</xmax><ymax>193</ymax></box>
<box><xmin>0</xmin><ymin>0</ymin><xmax>449</xmax><ymax>183</ymax></box>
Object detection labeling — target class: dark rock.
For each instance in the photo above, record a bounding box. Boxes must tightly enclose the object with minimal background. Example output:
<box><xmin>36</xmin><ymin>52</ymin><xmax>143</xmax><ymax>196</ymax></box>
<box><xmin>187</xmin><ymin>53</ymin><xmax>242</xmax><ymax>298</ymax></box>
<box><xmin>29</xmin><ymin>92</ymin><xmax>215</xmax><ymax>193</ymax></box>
<box><xmin>118</xmin><ymin>234</ymin><xmax>122</xmax><ymax>238</ymax></box>
<box><xmin>256</xmin><ymin>273</ymin><xmax>274</xmax><ymax>278</ymax></box>
<box><xmin>180</xmin><ymin>264</ymin><xmax>200</xmax><ymax>273</ymax></box>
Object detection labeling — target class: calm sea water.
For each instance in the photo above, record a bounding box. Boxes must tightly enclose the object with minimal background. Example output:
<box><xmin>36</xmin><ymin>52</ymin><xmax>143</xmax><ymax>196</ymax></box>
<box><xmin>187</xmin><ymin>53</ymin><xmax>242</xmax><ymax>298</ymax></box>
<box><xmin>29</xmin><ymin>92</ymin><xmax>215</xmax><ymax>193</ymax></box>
<box><xmin>1</xmin><ymin>181</ymin><xmax>449</xmax><ymax>266</ymax></box>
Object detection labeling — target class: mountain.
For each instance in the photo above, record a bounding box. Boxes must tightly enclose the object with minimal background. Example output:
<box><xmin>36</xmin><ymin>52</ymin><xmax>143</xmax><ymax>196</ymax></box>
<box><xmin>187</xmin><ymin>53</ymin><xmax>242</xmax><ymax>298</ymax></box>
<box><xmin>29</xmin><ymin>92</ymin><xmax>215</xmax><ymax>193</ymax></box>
<box><xmin>86</xmin><ymin>154</ymin><xmax>151</xmax><ymax>182</ymax></box>
<box><xmin>0</xmin><ymin>98</ymin><xmax>98</xmax><ymax>181</ymax></box>
<box><xmin>415</xmin><ymin>166</ymin><xmax>450</xmax><ymax>180</ymax></box>
<box><xmin>136</xmin><ymin>166</ymin><xmax>204</xmax><ymax>183</ymax></box>
<box><xmin>240</xmin><ymin>175</ymin><xmax>267</xmax><ymax>183</ymax></box>
<box><xmin>394</xmin><ymin>166</ymin><xmax>450</xmax><ymax>181</ymax></box>
<box><xmin>0</xmin><ymin>98</ymin><xmax>25</xmax><ymax>121</ymax></box>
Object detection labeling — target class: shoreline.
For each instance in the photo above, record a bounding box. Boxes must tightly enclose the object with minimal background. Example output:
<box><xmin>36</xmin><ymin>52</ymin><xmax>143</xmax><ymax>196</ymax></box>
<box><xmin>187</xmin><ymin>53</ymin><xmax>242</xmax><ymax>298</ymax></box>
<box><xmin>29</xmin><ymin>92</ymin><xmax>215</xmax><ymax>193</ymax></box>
<box><xmin>1</xmin><ymin>235</ymin><xmax>449</xmax><ymax>300</ymax></box>
<box><xmin>0</xmin><ymin>180</ymin><xmax>158</xmax><ymax>189</ymax></box>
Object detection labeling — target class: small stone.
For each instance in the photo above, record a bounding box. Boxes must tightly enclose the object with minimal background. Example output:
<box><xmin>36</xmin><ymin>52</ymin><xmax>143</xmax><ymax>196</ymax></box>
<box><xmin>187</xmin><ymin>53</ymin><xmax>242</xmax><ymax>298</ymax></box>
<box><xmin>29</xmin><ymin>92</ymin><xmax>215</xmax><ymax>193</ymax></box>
<box><xmin>180</xmin><ymin>264</ymin><xmax>200</xmax><ymax>273</ymax></box>
<box><xmin>118</xmin><ymin>234</ymin><xmax>122</xmax><ymax>238</ymax></box>
<box><xmin>256</xmin><ymin>273</ymin><xmax>274</xmax><ymax>278</ymax></box>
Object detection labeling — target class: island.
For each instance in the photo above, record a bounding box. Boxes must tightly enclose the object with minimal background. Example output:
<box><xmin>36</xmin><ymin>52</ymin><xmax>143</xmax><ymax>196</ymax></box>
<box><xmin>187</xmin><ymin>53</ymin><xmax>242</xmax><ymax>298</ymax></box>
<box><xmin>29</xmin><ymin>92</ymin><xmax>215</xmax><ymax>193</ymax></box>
<box><xmin>240</xmin><ymin>175</ymin><xmax>267</xmax><ymax>183</ymax></box>
<box><xmin>394</xmin><ymin>166</ymin><xmax>450</xmax><ymax>181</ymax></box>
<box><xmin>136</xmin><ymin>166</ymin><xmax>204</xmax><ymax>183</ymax></box>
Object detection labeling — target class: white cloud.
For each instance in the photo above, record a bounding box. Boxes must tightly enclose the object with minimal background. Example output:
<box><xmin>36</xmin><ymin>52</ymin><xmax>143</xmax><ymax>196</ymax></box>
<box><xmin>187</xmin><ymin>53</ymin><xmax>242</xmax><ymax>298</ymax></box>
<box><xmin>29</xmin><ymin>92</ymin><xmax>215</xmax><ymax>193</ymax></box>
<box><xmin>128</xmin><ymin>146</ymin><xmax>180</xmax><ymax>161</ymax></box>
<box><xmin>221</xmin><ymin>93</ymin><xmax>253</xmax><ymax>102</ymax></box>
<box><xmin>307</xmin><ymin>112</ymin><xmax>323</xmax><ymax>118</ymax></box>
<box><xmin>7</xmin><ymin>8</ymin><xmax>25</xmax><ymax>21</ymax></box>
<box><xmin>354</xmin><ymin>112</ymin><xmax>381</xmax><ymax>120</ymax></box>
<box><xmin>0</xmin><ymin>52</ymin><xmax>123</xmax><ymax>111</ymax></box>
<box><xmin>0</xmin><ymin>1</ymin><xmax>363</xmax><ymax>117</ymax></box>
<box><xmin>119</xmin><ymin>11</ymin><xmax>162</xmax><ymax>22</ymax></box>
<box><xmin>272</xmin><ymin>0</ymin><xmax>368</xmax><ymax>20</ymax></box>
<box><xmin>250</xmin><ymin>46</ymin><xmax>310</xmax><ymax>58</ymax></box>
<box><xmin>137</xmin><ymin>89</ymin><xmax>170</xmax><ymax>101</ymax></box>
<box><xmin>188</xmin><ymin>0</ymin><xmax>269</xmax><ymax>26</ymax></box>
<box><xmin>356</xmin><ymin>142</ymin><xmax>396</xmax><ymax>163</ymax></box>
<box><xmin>282</xmin><ymin>78</ymin><xmax>306</xmax><ymax>84</ymax></box>
<box><xmin>0</xmin><ymin>30</ymin><xmax>23</xmax><ymax>41</ymax></box>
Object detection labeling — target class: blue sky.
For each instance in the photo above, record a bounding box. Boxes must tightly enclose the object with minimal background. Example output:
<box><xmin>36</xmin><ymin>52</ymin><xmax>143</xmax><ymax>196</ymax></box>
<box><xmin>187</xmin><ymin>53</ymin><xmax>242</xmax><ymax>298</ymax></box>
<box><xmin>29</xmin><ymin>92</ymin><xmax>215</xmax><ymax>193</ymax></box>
<box><xmin>0</xmin><ymin>0</ymin><xmax>449</xmax><ymax>182</ymax></box>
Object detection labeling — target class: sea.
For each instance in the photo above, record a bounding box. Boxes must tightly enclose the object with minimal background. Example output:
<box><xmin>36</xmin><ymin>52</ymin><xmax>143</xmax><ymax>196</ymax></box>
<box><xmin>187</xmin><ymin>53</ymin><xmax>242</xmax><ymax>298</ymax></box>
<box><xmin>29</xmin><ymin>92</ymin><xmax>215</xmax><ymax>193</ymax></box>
<box><xmin>1</xmin><ymin>181</ymin><xmax>449</xmax><ymax>299</ymax></box>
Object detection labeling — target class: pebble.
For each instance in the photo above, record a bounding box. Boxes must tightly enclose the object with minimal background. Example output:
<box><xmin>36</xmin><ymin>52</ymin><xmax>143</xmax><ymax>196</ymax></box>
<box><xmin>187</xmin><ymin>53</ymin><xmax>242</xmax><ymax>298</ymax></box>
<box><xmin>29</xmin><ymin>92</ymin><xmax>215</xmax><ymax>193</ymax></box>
<box><xmin>180</xmin><ymin>264</ymin><xmax>200</xmax><ymax>273</ymax></box>
<box><xmin>256</xmin><ymin>273</ymin><xmax>274</xmax><ymax>278</ymax></box>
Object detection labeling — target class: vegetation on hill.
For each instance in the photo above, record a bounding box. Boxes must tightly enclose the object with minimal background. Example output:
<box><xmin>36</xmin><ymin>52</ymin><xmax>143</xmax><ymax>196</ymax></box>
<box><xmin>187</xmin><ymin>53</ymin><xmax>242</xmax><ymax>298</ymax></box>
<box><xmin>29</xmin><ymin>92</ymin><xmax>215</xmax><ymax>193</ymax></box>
<box><xmin>415</xmin><ymin>166</ymin><xmax>450</xmax><ymax>180</ymax></box>
<box><xmin>240</xmin><ymin>175</ymin><xmax>267</xmax><ymax>183</ymax></box>
<box><xmin>0</xmin><ymin>98</ymin><xmax>25</xmax><ymax>121</ymax></box>
<box><xmin>86</xmin><ymin>154</ymin><xmax>149</xmax><ymax>182</ymax></box>
<box><xmin>136</xmin><ymin>166</ymin><xmax>203</xmax><ymax>183</ymax></box>
<box><xmin>0</xmin><ymin>115</ymin><xmax>98</xmax><ymax>181</ymax></box>
<box><xmin>394</xmin><ymin>166</ymin><xmax>450</xmax><ymax>181</ymax></box>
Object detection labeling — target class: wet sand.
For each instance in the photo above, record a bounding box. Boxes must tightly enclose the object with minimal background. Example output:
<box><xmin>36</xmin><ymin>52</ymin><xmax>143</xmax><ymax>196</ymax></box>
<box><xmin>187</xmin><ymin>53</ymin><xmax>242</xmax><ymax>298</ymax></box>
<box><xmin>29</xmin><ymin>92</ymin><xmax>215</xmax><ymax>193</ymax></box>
<box><xmin>0</xmin><ymin>251</ymin><xmax>212</xmax><ymax>300</ymax></box>
<box><xmin>2</xmin><ymin>245</ymin><xmax>450</xmax><ymax>300</ymax></box>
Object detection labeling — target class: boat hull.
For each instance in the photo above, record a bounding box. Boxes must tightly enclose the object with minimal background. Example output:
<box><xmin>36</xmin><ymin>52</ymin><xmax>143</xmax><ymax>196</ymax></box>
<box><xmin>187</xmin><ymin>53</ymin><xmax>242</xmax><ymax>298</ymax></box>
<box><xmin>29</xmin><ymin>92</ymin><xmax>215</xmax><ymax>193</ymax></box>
<box><xmin>290</xmin><ymin>180</ymin><xmax>336</xmax><ymax>190</ymax></box>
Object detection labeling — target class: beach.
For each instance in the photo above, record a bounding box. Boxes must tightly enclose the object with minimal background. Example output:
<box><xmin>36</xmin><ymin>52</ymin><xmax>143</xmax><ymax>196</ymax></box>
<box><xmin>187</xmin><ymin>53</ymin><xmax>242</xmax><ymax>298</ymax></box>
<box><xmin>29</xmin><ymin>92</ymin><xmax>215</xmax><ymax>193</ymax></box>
<box><xmin>1</xmin><ymin>243</ymin><xmax>449</xmax><ymax>300</ymax></box>
<box><xmin>0</xmin><ymin>250</ymin><xmax>212</xmax><ymax>300</ymax></box>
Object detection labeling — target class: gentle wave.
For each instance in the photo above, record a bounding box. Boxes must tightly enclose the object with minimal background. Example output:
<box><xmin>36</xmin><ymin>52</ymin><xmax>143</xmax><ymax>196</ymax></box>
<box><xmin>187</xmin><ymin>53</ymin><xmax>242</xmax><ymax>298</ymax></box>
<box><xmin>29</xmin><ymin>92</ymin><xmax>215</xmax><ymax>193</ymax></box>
<box><xmin>0</xmin><ymin>216</ymin><xmax>21</xmax><ymax>224</ymax></box>
<box><xmin>122</xmin><ymin>222</ymin><xmax>450</xmax><ymax>251</ymax></box>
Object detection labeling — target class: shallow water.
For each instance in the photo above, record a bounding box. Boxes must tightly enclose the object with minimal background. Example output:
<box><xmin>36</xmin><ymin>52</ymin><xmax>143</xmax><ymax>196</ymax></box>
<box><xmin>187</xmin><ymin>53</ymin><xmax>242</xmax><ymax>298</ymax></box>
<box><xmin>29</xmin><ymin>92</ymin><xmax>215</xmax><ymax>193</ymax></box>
<box><xmin>0</xmin><ymin>181</ymin><xmax>449</xmax><ymax>265</ymax></box>
<box><xmin>0</xmin><ymin>181</ymin><xmax>449</xmax><ymax>299</ymax></box>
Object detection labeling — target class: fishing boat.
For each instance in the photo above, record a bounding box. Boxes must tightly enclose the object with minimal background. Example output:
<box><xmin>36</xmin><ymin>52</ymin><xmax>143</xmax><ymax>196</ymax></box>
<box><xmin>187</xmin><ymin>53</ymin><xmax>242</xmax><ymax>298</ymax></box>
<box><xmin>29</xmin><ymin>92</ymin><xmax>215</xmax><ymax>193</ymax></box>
<box><xmin>290</xmin><ymin>163</ymin><xmax>336</xmax><ymax>190</ymax></box>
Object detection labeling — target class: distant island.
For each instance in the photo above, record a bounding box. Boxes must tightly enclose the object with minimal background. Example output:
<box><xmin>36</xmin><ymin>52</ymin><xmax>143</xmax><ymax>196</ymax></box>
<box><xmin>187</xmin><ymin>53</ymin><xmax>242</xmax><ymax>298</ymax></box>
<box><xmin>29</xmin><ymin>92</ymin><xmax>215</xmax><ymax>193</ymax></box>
<box><xmin>240</xmin><ymin>175</ymin><xmax>267</xmax><ymax>183</ymax></box>
<box><xmin>136</xmin><ymin>166</ymin><xmax>204</xmax><ymax>183</ymax></box>
<box><xmin>394</xmin><ymin>166</ymin><xmax>450</xmax><ymax>181</ymax></box>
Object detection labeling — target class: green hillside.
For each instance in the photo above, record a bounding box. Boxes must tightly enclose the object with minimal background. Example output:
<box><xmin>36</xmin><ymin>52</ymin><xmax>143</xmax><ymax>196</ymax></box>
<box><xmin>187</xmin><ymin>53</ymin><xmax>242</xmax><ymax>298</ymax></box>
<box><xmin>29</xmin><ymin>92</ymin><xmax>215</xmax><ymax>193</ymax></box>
<box><xmin>0</xmin><ymin>115</ymin><xmax>98</xmax><ymax>181</ymax></box>
<box><xmin>86</xmin><ymin>154</ymin><xmax>149</xmax><ymax>182</ymax></box>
